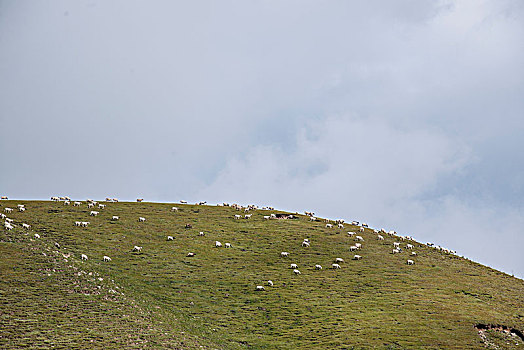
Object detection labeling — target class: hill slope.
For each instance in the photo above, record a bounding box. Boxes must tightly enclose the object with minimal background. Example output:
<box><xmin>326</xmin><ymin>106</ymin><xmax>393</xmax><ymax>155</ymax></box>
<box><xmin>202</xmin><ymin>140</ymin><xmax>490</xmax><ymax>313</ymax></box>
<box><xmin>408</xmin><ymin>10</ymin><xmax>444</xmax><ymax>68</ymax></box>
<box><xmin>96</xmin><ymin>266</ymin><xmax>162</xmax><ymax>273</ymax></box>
<box><xmin>1</xmin><ymin>200</ymin><xmax>523</xmax><ymax>349</ymax></box>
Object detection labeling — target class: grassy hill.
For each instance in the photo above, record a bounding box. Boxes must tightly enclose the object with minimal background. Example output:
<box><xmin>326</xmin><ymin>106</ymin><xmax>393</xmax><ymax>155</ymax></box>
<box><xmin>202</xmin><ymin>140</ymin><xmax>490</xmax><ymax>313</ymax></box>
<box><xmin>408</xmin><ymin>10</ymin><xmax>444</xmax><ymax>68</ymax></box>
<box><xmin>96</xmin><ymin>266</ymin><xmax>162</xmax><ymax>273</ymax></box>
<box><xmin>1</xmin><ymin>199</ymin><xmax>523</xmax><ymax>349</ymax></box>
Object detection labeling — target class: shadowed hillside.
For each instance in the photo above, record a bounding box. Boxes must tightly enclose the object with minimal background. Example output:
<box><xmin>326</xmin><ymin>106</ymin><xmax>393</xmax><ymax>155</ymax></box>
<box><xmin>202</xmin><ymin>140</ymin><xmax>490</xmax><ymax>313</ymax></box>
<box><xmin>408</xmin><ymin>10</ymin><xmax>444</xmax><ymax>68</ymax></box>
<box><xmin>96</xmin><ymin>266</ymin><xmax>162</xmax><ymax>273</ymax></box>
<box><xmin>1</xmin><ymin>199</ymin><xmax>523</xmax><ymax>349</ymax></box>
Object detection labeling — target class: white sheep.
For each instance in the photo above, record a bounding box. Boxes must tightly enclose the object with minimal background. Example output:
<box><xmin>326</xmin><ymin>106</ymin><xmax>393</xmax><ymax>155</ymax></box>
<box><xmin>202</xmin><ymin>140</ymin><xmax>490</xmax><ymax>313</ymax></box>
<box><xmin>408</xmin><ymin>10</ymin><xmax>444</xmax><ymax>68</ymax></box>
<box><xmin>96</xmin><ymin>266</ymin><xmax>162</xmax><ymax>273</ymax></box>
<box><xmin>138</xmin><ymin>217</ymin><xmax>145</xmax><ymax>222</ymax></box>
<box><xmin>290</xmin><ymin>263</ymin><xmax>298</xmax><ymax>269</ymax></box>
<box><xmin>81</xmin><ymin>222</ymin><xmax>90</xmax><ymax>227</ymax></box>
<box><xmin>302</xmin><ymin>241</ymin><xmax>310</xmax><ymax>247</ymax></box>
<box><xmin>326</xmin><ymin>224</ymin><xmax>333</xmax><ymax>228</ymax></box>
<box><xmin>34</xmin><ymin>234</ymin><xmax>40</xmax><ymax>239</ymax></box>
<box><xmin>89</xmin><ymin>211</ymin><xmax>99</xmax><ymax>216</ymax></box>
<box><xmin>98</xmin><ymin>204</ymin><xmax>106</xmax><ymax>209</ymax></box>
<box><xmin>187</xmin><ymin>252</ymin><xmax>195</xmax><ymax>257</ymax></box>
<box><xmin>359</xmin><ymin>227</ymin><xmax>364</xmax><ymax>232</ymax></box>
<box><xmin>22</xmin><ymin>223</ymin><xmax>31</xmax><ymax>229</ymax></box>
<box><xmin>244</xmin><ymin>214</ymin><xmax>252</xmax><ymax>219</ymax></box>
<box><xmin>4</xmin><ymin>208</ymin><xmax>13</xmax><ymax>213</ymax></box>
<box><xmin>215</xmin><ymin>241</ymin><xmax>222</xmax><ymax>247</ymax></box>
<box><xmin>411</xmin><ymin>252</ymin><xmax>417</xmax><ymax>256</ymax></box>
<box><xmin>171</xmin><ymin>207</ymin><xmax>179</xmax><ymax>212</ymax></box>
<box><xmin>234</xmin><ymin>215</ymin><xmax>241</xmax><ymax>219</ymax></box>
<box><xmin>112</xmin><ymin>216</ymin><xmax>119</xmax><ymax>221</ymax></box>
<box><xmin>267</xmin><ymin>280</ymin><xmax>274</xmax><ymax>286</ymax></box>
<box><xmin>132</xmin><ymin>246</ymin><xmax>142</xmax><ymax>252</ymax></box>
<box><xmin>353</xmin><ymin>255</ymin><xmax>362</xmax><ymax>260</ymax></box>
<box><xmin>315</xmin><ymin>264</ymin><xmax>323</xmax><ymax>270</ymax></box>
<box><xmin>263</xmin><ymin>216</ymin><xmax>270</xmax><ymax>220</ymax></box>
<box><xmin>393</xmin><ymin>242</ymin><xmax>400</xmax><ymax>248</ymax></box>
<box><xmin>355</xmin><ymin>243</ymin><xmax>362</xmax><ymax>249</ymax></box>
<box><xmin>198</xmin><ymin>231</ymin><xmax>205</xmax><ymax>236</ymax></box>
<box><xmin>280</xmin><ymin>252</ymin><xmax>289</xmax><ymax>257</ymax></box>
<box><xmin>355</xmin><ymin>236</ymin><xmax>364</xmax><ymax>241</ymax></box>
<box><xmin>103</xmin><ymin>256</ymin><xmax>112</xmax><ymax>262</ymax></box>
<box><xmin>332</xmin><ymin>263</ymin><xmax>341</xmax><ymax>269</ymax></box>
<box><xmin>406</xmin><ymin>244</ymin><xmax>414</xmax><ymax>249</ymax></box>
<box><xmin>75</xmin><ymin>221</ymin><xmax>81</xmax><ymax>226</ymax></box>
<box><xmin>167</xmin><ymin>236</ymin><xmax>174</xmax><ymax>241</ymax></box>
<box><xmin>225</xmin><ymin>243</ymin><xmax>231</xmax><ymax>248</ymax></box>
<box><xmin>73</xmin><ymin>201</ymin><xmax>81</xmax><ymax>207</ymax></box>
<box><xmin>81</xmin><ymin>254</ymin><xmax>88</xmax><ymax>261</ymax></box>
<box><xmin>392</xmin><ymin>249</ymin><xmax>400</xmax><ymax>254</ymax></box>
<box><xmin>338</xmin><ymin>223</ymin><xmax>344</xmax><ymax>229</ymax></box>
<box><xmin>256</xmin><ymin>285</ymin><xmax>265</xmax><ymax>291</ymax></box>
<box><xmin>293</xmin><ymin>269</ymin><xmax>301</xmax><ymax>275</ymax></box>
<box><xmin>350</xmin><ymin>245</ymin><xmax>358</xmax><ymax>251</ymax></box>
<box><xmin>407</xmin><ymin>259</ymin><xmax>415</xmax><ymax>265</ymax></box>
<box><xmin>377</xmin><ymin>235</ymin><xmax>384</xmax><ymax>240</ymax></box>
<box><xmin>335</xmin><ymin>258</ymin><xmax>344</xmax><ymax>263</ymax></box>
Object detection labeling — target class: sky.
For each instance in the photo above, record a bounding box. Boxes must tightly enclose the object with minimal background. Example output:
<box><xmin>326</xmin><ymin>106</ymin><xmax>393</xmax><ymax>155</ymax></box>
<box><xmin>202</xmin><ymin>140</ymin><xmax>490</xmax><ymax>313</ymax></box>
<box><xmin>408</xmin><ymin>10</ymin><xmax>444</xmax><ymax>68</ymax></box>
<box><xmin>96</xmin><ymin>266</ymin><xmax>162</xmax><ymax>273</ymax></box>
<box><xmin>1</xmin><ymin>1</ymin><xmax>523</xmax><ymax>277</ymax></box>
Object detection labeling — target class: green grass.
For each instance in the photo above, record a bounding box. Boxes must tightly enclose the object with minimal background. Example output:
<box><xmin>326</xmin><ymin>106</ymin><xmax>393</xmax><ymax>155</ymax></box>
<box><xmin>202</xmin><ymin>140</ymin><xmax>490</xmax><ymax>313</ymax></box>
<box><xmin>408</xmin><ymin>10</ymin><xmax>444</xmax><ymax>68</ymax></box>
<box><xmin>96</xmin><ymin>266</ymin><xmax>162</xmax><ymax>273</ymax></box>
<box><xmin>1</xmin><ymin>200</ymin><xmax>523</xmax><ymax>349</ymax></box>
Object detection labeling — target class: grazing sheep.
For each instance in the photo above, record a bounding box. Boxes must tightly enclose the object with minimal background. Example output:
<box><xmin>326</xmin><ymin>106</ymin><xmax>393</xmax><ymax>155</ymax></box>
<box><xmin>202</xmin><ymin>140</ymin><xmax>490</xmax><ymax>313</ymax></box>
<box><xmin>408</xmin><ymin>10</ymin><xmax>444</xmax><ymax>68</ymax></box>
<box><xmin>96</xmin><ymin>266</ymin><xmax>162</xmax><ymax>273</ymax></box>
<box><xmin>293</xmin><ymin>269</ymin><xmax>301</xmax><ymax>275</ymax></box>
<box><xmin>98</xmin><ymin>204</ymin><xmax>105</xmax><ymax>209</ymax></box>
<box><xmin>81</xmin><ymin>254</ymin><xmax>88</xmax><ymax>261</ymax></box>
<box><xmin>73</xmin><ymin>201</ymin><xmax>81</xmax><ymax>207</ymax></box>
<box><xmin>359</xmin><ymin>227</ymin><xmax>364</xmax><ymax>232</ymax></box>
<box><xmin>0</xmin><ymin>196</ymin><xmax>7</xmax><ymax>200</ymax></box>
<box><xmin>4</xmin><ymin>208</ymin><xmax>13</xmax><ymax>213</ymax></box>
<box><xmin>302</xmin><ymin>241</ymin><xmax>310</xmax><ymax>247</ymax></box>
<box><xmin>355</xmin><ymin>236</ymin><xmax>364</xmax><ymax>241</ymax></box>
<box><xmin>407</xmin><ymin>259</ymin><xmax>415</xmax><ymax>265</ymax></box>
<box><xmin>138</xmin><ymin>217</ymin><xmax>146</xmax><ymax>222</ymax></box>
<box><xmin>332</xmin><ymin>263</ymin><xmax>341</xmax><ymax>269</ymax></box>
<box><xmin>89</xmin><ymin>211</ymin><xmax>99</xmax><ymax>216</ymax></box>
<box><xmin>280</xmin><ymin>252</ymin><xmax>289</xmax><ymax>257</ymax></box>
<box><xmin>198</xmin><ymin>231</ymin><xmax>205</xmax><ymax>236</ymax></box>
<box><xmin>393</xmin><ymin>242</ymin><xmax>400</xmax><ymax>248</ymax></box>
<box><xmin>338</xmin><ymin>223</ymin><xmax>344</xmax><ymax>229</ymax></box>
<box><xmin>55</xmin><ymin>242</ymin><xmax>60</xmax><ymax>249</ymax></box>
<box><xmin>81</xmin><ymin>222</ymin><xmax>90</xmax><ymax>227</ymax></box>
<box><xmin>103</xmin><ymin>256</ymin><xmax>111</xmax><ymax>262</ymax></box>
<box><xmin>315</xmin><ymin>264</ymin><xmax>323</xmax><ymax>270</ymax></box>
<box><xmin>234</xmin><ymin>215</ymin><xmax>241</xmax><ymax>219</ymax></box>
<box><xmin>75</xmin><ymin>221</ymin><xmax>81</xmax><ymax>226</ymax></box>
<box><xmin>132</xmin><ymin>246</ymin><xmax>142</xmax><ymax>252</ymax></box>
<box><xmin>4</xmin><ymin>223</ymin><xmax>14</xmax><ymax>230</ymax></box>
<box><xmin>244</xmin><ymin>214</ymin><xmax>252</xmax><ymax>219</ymax></box>
<box><xmin>347</xmin><ymin>232</ymin><xmax>355</xmax><ymax>237</ymax></box>
<box><xmin>290</xmin><ymin>263</ymin><xmax>298</xmax><ymax>269</ymax></box>
<box><xmin>263</xmin><ymin>216</ymin><xmax>270</xmax><ymax>220</ymax></box>
<box><xmin>411</xmin><ymin>252</ymin><xmax>417</xmax><ymax>256</ymax></box>
<box><xmin>171</xmin><ymin>207</ymin><xmax>179</xmax><ymax>212</ymax></box>
<box><xmin>392</xmin><ymin>249</ymin><xmax>400</xmax><ymax>254</ymax></box>
<box><xmin>309</xmin><ymin>217</ymin><xmax>316</xmax><ymax>221</ymax></box>
<box><xmin>350</xmin><ymin>245</ymin><xmax>358</xmax><ymax>251</ymax></box>
<box><xmin>362</xmin><ymin>222</ymin><xmax>369</xmax><ymax>227</ymax></box>
<box><xmin>225</xmin><ymin>243</ymin><xmax>231</xmax><ymax>248</ymax></box>
<box><xmin>355</xmin><ymin>243</ymin><xmax>362</xmax><ymax>249</ymax></box>
<box><xmin>267</xmin><ymin>280</ymin><xmax>274</xmax><ymax>286</ymax></box>
<box><xmin>353</xmin><ymin>255</ymin><xmax>362</xmax><ymax>260</ymax></box>
<box><xmin>406</xmin><ymin>244</ymin><xmax>414</xmax><ymax>249</ymax></box>
<box><xmin>255</xmin><ymin>285</ymin><xmax>265</xmax><ymax>291</ymax></box>
<box><xmin>335</xmin><ymin>258</ymin><xmax>344</xmax><ymax>263</ymax></box>
<box><xmin>22</xmin><ymin>223</ymin><xmax>30</xmax><ymax>229</ymax></box>
<box><xmin>34</xmin><ymin>234</ymin><xmax>40</xmax><ymax>239</ymax></box>
<box><xmin>377</xmin><ymin>235</ymin><xmax>384</xmax><ymax>240</ymax></box>
<box><xmin>112</xmin><ymin>216</ymin><xmax>119</xmax><ymax>221</ymax></box>
<box><xmin>326</xmin><ymin>224</ymin><xmax>333</xmax><ymax>228</ymax></box>
<box><xmin>167</xmin><ymin>236</ymin><xmax>174</xmax><ymax>241</ymax></box>
<box><xmin>187</xmin><ymin>252</ymin><xmax>195</xmax><ymax>257</ymax></box>
<box><xmin>87</xmin><ymin>203</ymin><xmax>95</xmax><ymax>208</ymax></box>
<box><xmin>215</xmin><ymin>241</ymin><xmax>222</xmax><ymax>247</ymax></box>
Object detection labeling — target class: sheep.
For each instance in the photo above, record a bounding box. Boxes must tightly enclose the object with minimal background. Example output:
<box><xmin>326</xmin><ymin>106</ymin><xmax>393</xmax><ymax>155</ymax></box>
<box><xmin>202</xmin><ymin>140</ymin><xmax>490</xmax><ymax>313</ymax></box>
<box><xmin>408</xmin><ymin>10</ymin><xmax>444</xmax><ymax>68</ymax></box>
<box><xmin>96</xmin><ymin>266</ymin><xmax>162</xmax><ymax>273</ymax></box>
<box><xmin>81</xmin><ymin>222</ymin><xmax>90</xmax><ymax>227</ymax></box>
<box><xmin>225</xmin><ymin>243</ymin><xmax>231</xmax><ymax>248</ymax></box>
<box><xmin>137</xmin><ymin>198</ymin><xmax>144</xmax><ymax>202</ymax></box>
<box><xmin>98</xmin><ymin>204</ymin><xmax>106</xmax><ymax>209</ymax></box>
<box><xmin>180</xmin><ymin>200</ymin><xmax>187</xmax><ymax>204</ymax></box>
<box><xmin>255</xmin><ymin>285</ymin><xmax>265</xmax><ymax>291</ymax></box>
<box><xmin>81</xmin><ymin>254</ymin><xmax>88</xmax><ymax>261</ymax></box>
<box><xmin>167</xmin><ymin>236</ymin><xmax>174</xmax><ymax>241</ymax></box>
<box><xmin>335</xmin><ymin>258</ymin><xmax>344</xmax><ymax>263</ymax></box>
<box><xmin>112</xmin><ymin>216</ymin><xmax>119</xmax><ymax>221</ymax></box>
<box><xmin>302</xmin><ymin>241</ymin><xmax>310</xmax><ymax>247</ymax></box>
<box><xmin>326</xmin><ymin>224</ymin><xmax>333</xmax><ymax>228</ymax></box>
<box><xmin>267</xmin><ymin>280</ymin><xmax>274</xmax><ymax>286</ymax></box>
<box><xmin>4</xmin><ymin>208</ymin><xmax>13</xmax><ymax>213</ymax></box>
<box><xmin>0</xmin><ymin>214</ymin><xmax>5</xmax><ymax>219</ymax></box>
<box><xmin>22</xmin><ymin>223</ymin><xmax>30</xmax><ymax>229</ymax></box>
<box><xmin>347</xmin><ymin>232</ymin><xmax>355</xmax><ymax>237</ymax></box>
<box><xmin>332</xmin><ymin>263</ymin><xmax>341</xmax><ymax>269</ymax></box>
<box><xmin>33</xmin><ymin>233</ymin><xmax>40</xmax><ymax>239</ymax></box>
<box><xmin>89</xmin><ymin>211</ymin><xmax>99</xmax><ymax>216</ymax></box>
<box><xmin>353</xmin><ymin>255</ymin><xmax>362</xmax><ymax>260</ymax></box>
<box><xmin>73</xmin><ymin>201</ymin><xmax>81</xmax><ymax>207</ymax></box>
<box><xmin>103</xmin><ymin>256</ymin><xmax>112</xmax><ymax>262</ymax></box>
<box><xmin>17</xmin><ymin>204</ymin><xmax>24</xmax><ymax>209</ymax></box>
<box><xmin>112</xmin><ymin>198</ymin><xmax>119</xmax><ymax>202</ymax></box>
<box><xmin>244</xmin><ymin>214</ymin><xmax>252</xmax><ymax>219</ymax></box>
<box><xmin>350</xmin><ymin>245</ymin><xmax>358</xmax><ymax>251</ymax></box>
<box><xmin>215</xmin><ymin>241</ymin><xmax>222</xmax><ymax>247</ymax></box>
<box><xmin>407</xmin><ymin>259</ymin><xmax>415</xmax><ymax>265</ymax></box>
<box><xmin>0</xmin><ymin>196</ymin><xmax>7</xmax><ymax>200</ymax></box>
<box><xmin>198</xmin><ymin>231</ymin><xmax>205</xmax><ymax>236</ymax></box>
<box><xmin>132</xmin><ymin>246</ymin><xmax>142</xmax><ymax>252</ymax></box>
<box><xmin>355</xmin><ymin>243</ymin><xmax>362</xmax><ymax>249</ymax></box>
<box><xmin>4</xmin><ymin>223</ymin><xmax>14</xmax><ymax>230</ymax></box>
<box><xmin>355</xmin><ymin>236</ymin><xmax>364</xmax><ymax>241</ymax></box>
<box><xmin>338</xmin><ymin>223</ymin><xmax>344</xmax><ymax>229</ymax></box>
<box><xmin>234</xmin><ymin>215</ymin><xmax>241</xmax><ymax>219</ymax></box>
<box><xmin>392</xmin><ymin>249</ymin><xmax>400</xmax><ymax>254</ymax></box>
<box><xmin>75</xmin><ymin>221</ymin><xmax>81</xmax><ymax>226</ymax></box>
<box><xmin>138</xmin><ymin>217</ymin><xmax>146</xmax><ymax>222</ymax></box>
<box><xmin>187</xmin><ymin>252</ymin><xmax>195</xmax><ymax>257</ymax></box>
<box><xmin>63</xmin><ymin>201</ymin><xmax>70</xmax><ymax>206</ymax></box>
<box><xmin>411</xmin><ymin>252</ymin><xmax>417</xmax><ymax>256</ymax></box>
<box><xmin>309</xmin><ymin>217</ymin><xmax>316</xmax><ymax>221</ymax></box>
<box><xmin>55</xmin><ymin>242</ymin><xmax>60</xmax><ymax>249</ymax></box>
<box><xmin>290</xmin><ymin>263</ymin><xmax>298</xmax><ymax>269</ymax></box>
<box><xmin>87</xmin><ymin>203</ymin><xmax>95</xmax><ymax>208</ymax></box>
<box><xmin>362</xmin><ymin>222</ymin><xmax>369</xmax><ymax>227</ymax></box>
<box><xmin>393</xmin><ymin>242</ymin><xmax>400</xmax><ymax>248</ymax></box>
<box><xmin>263</xmin><ymin>216</ymin><xmax>270</xmax><ymax>220</ymax></box>
<box><xmin>270</xmin><ymin>214</ymin><xmax>276</xmax><ymax>219</ymax></box>
<box><xmin>406</xmin><ymin>244</ymin><xmax>414</xmax><ymax>249</ymax></box>
<box><xmin>359</xmin><ymin>227</ymin><xmax>364</xmax><ymax>232</ymax></box>
<box><xmin>5</xmin><ymin>218</ymin><xmax>13</xmax><ymax>223</ymax></box>
<box><xmin>377</xmin><ymin>235</ymin><xmax>384</xmax><ymax>240</ymax></box>
<box><xmin>315</xmin><ymin>264</ymin><xmax>323</xmax><ymax>270</ymax></box>
<box><xmin>171</xmin><ymin>207</ymin><xmax>179</xmax><ymax>212</ymax></box>
<box><xmin>293</xmin><ymin>269</ymin><xmax>301</xmax><ymax>275</ymax></box>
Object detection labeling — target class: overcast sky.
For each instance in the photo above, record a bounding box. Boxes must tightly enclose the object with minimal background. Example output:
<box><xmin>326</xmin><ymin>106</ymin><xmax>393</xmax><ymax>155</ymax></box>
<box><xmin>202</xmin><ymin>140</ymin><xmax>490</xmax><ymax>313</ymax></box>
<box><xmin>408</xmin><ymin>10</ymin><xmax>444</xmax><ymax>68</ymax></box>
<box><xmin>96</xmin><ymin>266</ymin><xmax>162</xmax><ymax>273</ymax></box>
<box><xmin>1</xmin><ymin>1</ymin><xmax>523</xmax><ymax>278</ymax></box>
